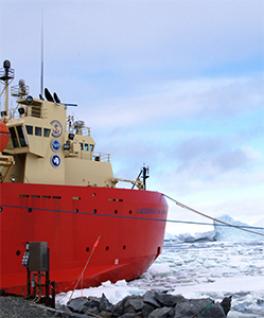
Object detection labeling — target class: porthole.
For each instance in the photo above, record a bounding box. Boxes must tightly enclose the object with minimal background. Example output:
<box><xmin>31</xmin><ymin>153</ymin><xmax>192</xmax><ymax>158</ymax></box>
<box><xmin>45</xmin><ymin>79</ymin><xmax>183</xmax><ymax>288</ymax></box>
<box><xmin>122</xmin><ymin>245</ymin><xmax>126</xmax><ymax>250</ymax></box>
<box><xmin>28</xmin><ymin>207</ymin><xmax>32</xmax><ymax>213</ymax></box>
<box><xmin>93</xmin><ymin>209</ymin><xmax>97</xmax><ymax>214</ymax></box>
<box><xmin>75</xmin><ymin>209</ymin><xmax>79</xmax><ymax>213</ymax></box>
<box><xmin>16</xmin><ymin>250</ymin><xmax>21</xmax><ymax>256</ymax></box>
<box><xmin>114</xmin><ymin>210</ymin><xmax>118</xmax><ymax>214</ymax></box>
<box><xmin>105</xmin><ymin>246</ymin><xmax>110</xmax><ymax>251</ymax></box>
<box><xmin>129</xmin><ymin>210</ymin><xmax>132</xmax><ymax>214</ymax></box>
<box><xmin>85</xmin><ymin>247</ymin><xmax>90</xmax><ymax>253</ymax></box>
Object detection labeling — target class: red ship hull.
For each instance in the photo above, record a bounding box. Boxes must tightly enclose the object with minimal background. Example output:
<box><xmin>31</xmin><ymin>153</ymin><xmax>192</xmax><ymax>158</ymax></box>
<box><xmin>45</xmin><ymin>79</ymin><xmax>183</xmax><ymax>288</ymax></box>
<box><xmin>0</xmin><ymin>183</ymin><xmax>168</xmax><ymax>296</ymax></box>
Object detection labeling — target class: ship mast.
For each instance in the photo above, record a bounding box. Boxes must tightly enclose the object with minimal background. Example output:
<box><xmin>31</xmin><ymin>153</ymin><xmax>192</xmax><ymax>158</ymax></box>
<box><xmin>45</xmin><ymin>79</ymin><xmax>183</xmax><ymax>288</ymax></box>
<box><xmin>40</xmin><ymin>11</ymin><xmax>44</xmax><ymax>97</ymax></box>
<box><xmin>0</xmin><ymin>60</ymin><xmax>14</xmax><ymax>120</ymax></box>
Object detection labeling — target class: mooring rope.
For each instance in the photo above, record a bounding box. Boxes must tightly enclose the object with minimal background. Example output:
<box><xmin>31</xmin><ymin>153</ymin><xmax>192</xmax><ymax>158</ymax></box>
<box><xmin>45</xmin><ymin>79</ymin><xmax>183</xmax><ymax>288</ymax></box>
<box><xmin>162</xmin><ymin>193</ymin><xmax>264</xmax><ymax>238</ymax></box>
<box><xmin>68</xmin><ymin>235</ymin><xmax>101</xmax><ymax>302</ymax></box>
<box><xmin>158</xmin><ymin>218</ymin><xmax>264</xmax><ymax>230</ymax></box>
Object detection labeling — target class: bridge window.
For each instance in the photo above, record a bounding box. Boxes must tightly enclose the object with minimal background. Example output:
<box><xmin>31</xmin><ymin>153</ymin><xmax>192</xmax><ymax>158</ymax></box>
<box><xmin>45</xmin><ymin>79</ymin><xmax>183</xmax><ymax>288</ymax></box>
<box><xmin>35</xmin><ymin>127</ymin><xmax>42</xmax><ymax>136</ymax></box>
<box><xmin>16</xmin><ymin>125</ymin><xmax>27</xmax><ymax>147</ymax></box>
<box><xmin>44</xmin><ymin>128</ymin><xmax>51</xmax><ymax>137</ymax></box>
<box><xmin>9</xmin><ymin>126</ymin><xmax>28</xmax><ymax>148</ymax></box>
<box><xmin>26</xmin><ymin>125</ymin><xmax>33</xmax><ymax>135</ymax></box>
<box><xmin>9</xmin><ymin>127</ymin><xmax>19</xmax><ymax>148</ymax></box>
<box><xmin>79</xmin><ymin>143</ymin><xmax>94</xmax><ymax>152</ymax></box>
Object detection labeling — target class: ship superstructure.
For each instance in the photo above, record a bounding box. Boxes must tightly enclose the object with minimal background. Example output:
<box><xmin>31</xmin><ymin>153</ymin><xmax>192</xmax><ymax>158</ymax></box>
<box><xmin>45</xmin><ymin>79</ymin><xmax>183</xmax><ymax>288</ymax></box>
<box><xmin>0</xmin><ymin>60</ymin><xmax>168</xmax><ymax>296</ymax></box>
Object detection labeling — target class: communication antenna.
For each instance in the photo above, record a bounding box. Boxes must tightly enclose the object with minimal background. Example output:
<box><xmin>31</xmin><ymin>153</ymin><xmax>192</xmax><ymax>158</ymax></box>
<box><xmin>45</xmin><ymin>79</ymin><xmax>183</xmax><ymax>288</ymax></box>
<box><xmin>11</xmin><ymin>79</ymin><xmax>29</xmax><ymax>98</ymax></box>
<box><xmin>40</xmin><ymin>11</ymin><xmax>44</xmax><ymax>97</ymax></box>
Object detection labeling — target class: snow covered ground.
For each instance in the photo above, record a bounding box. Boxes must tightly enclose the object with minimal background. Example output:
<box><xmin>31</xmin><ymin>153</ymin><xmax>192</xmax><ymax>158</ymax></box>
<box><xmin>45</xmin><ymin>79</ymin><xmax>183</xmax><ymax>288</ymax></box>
<box><xmin>57</xmin><ymin>216</ymin><xmax>264</xmax><ymax>317</ymax></box>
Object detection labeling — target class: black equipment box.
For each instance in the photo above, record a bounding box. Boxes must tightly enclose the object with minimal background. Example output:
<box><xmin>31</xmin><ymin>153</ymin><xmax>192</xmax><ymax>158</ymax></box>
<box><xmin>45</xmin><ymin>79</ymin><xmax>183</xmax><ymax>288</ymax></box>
<box><xmin>28</xmin><ymin>242</ymin><xmax>49</xmax><ymax>272</ymax></box>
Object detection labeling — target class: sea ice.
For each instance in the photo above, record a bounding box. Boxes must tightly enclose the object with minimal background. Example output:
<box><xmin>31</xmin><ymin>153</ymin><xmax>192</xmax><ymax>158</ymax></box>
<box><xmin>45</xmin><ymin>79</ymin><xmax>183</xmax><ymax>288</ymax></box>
<box><xmin>56</xmin><ymin>215</ymin><xmax>264</xmax><ymax>317</ymax></box>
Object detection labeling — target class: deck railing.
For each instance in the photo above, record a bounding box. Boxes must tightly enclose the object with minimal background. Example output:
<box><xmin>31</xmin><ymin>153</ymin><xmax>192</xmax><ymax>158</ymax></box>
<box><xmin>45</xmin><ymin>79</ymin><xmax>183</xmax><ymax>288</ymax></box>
<box><xmin>93</xmin><ymin>153</ymin><xmax>111</xmax><ymax>162</ymax></box>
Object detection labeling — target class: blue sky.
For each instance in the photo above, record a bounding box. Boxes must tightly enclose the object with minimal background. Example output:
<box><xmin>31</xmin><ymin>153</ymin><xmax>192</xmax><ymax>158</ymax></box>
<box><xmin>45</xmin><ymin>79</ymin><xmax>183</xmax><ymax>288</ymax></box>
<box><xmin>0</xmin><ymin>0</ymin><xmax>263</xmax><ymax>233</ymax></box>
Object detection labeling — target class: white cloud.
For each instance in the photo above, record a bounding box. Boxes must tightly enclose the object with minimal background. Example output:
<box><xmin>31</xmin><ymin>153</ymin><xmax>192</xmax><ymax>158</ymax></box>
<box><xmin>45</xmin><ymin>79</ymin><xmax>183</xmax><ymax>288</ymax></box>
<box><xmin>1</xmin><ymin>0</ymin><xmax>263</xmax><ymax>75</ymax></box>
<box><xmin>84</xmin><ymin>74</ymin><xmax>264</xmax><ymax>129</ymax></box>
<box><xmin>1</xmin><ymin>0</ymin><xmax>263</xmax><ymax>228</ymax></box>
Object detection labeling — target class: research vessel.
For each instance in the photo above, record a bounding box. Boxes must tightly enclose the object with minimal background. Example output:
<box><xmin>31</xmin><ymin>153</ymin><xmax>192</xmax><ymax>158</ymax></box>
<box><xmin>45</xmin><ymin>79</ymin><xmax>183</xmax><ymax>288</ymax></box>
<box><xmin>0</xmin><ymin>60</ymin><xmax>168</xmax><ymax>296</ymax></box>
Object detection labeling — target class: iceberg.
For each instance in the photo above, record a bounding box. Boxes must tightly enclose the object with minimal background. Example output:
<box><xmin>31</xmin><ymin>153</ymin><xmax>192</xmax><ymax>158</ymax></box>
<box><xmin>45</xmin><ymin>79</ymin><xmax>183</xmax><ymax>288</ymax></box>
<box><xmin>214</xmin><ymin>214</ymin><xmax>264</xmax><ymax>242</ymax></box>
<box><xmin>176</xmin><ymin>231</ymin><xmax>216</xmax><ymax>243</ymax></box>
<box><xmin>165</xmin><ymin>215</ymin><xmax>264</xmax><ymax>243</ymax></box>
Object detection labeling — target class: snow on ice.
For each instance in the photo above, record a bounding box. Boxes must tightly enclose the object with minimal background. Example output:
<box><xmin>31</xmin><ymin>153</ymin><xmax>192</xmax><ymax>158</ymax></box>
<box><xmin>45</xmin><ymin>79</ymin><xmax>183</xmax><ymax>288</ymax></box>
<box><xmin>57</xmin><ymin>215</ymin><xmax>264</xmax><ymax>317</ymax></box>
<box><xmin>166</xmin><ymin>214</ymin><xmax>264</xmax><ymax>243</ymax></box>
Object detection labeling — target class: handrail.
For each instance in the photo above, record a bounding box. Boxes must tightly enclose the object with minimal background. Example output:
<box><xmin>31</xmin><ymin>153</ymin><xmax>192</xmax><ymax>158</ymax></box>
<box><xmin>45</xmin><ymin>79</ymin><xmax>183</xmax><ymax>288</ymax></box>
<box><xmin>93</xmin><ymin>152</ymin><xmax>111</xmax><ymax>162</ymax></box>
<box><xmin>111</xmin><ymin>177</ymin><xmax>144</xmax><ymax>190</ymax></box>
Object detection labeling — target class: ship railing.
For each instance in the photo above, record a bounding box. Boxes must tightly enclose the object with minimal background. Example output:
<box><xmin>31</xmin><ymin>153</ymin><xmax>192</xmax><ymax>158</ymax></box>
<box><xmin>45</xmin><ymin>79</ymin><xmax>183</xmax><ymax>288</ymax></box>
<box><xmin>0</xmin><ymin>68</ymin><xmax>15</xmax><ymax>80</ymax></box>
<box><xmin>73</xmin><ymin>126</ymin><xmax>91</xmax><ymax>137</ymax></box>
<box><xmin>111</xmin><ymin>177</ymin><xmax>144</xmax><ymax>190</ymax></box>
<box><xmin>11</xmin><ymin>84</ymin><xmax>29</xmax><ymax>98</ymax></box>
<box><xmin>93</xmin><ymin>152</ymin><xmax>111</xmax><ymax>162</ymax></box>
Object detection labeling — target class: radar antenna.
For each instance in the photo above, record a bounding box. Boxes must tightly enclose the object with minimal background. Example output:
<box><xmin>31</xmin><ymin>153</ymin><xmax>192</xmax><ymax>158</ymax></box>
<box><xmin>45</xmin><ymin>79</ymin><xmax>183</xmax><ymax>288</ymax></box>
<box><xmin>0</xmin><ymin>60</ymin><xmax>15</xmax><ymax>119</ymax></box>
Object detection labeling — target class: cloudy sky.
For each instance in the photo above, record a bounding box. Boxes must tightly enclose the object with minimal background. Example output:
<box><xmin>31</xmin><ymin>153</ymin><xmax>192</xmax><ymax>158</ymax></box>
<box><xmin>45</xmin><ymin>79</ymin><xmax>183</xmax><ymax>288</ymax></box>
<box><xmin>1</xmin><ymin>0</ymin><xmax>263</xmax><ymax>233</ymax></box>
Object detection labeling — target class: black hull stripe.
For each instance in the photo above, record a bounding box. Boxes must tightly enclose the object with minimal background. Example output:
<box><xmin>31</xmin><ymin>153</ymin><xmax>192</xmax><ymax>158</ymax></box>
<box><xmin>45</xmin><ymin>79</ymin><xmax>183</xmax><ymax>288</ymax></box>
<box><xmin>0</xmin><ymin>204</ymin><xmax>167</xmax><ymax>223</ymax></box>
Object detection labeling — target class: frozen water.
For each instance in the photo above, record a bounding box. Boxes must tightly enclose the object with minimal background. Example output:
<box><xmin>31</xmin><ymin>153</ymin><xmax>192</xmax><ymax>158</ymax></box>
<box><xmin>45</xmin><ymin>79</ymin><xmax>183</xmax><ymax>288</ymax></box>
<box><xmin>57</xmin><ymin>280</ymin><xmax>143</xmax><ymax>305</ymax></box>
<box><xmin>57</xmin><ymin>215</ymin><xmax>264</xmax><ymax>317</ymax></box>
<box><xmin>57</xmin><ymin>241</ymin><xmax>264</xmax><ymax>317</ymax></box>
<box><xmin>139</xmin><ymin>241</ymin><xmax>264</xmax><ymax>317</ymax></box>
<box><xmin>214</xmin><ymin>215</ymin><xmax>264</xmax><ymax>243</ymax></box>
<box><xmin>165</xmin><ymin>214</ymin><xmax>264</xmax><ymax>243</ymax></box>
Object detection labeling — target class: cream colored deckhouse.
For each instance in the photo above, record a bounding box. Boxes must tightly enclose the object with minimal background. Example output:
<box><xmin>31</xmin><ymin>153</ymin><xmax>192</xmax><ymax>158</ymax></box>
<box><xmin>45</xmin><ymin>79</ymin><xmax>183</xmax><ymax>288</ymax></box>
<box><xmin>3</xmin><ymin>93</ymin><xmax>117</xmax><ymax>187</ymax></box>
<box><xmin>0</xmin><ymin>60</ymin><xmax>143</xmax><ymax>189</ymax></box>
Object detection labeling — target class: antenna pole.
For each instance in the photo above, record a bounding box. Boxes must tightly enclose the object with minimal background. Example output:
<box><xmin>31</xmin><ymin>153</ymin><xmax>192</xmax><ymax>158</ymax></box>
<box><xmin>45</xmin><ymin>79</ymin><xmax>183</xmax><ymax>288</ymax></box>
<box><xmin>40</xmin><ymin>11</ymin><xmax>44</xmax><ymax>96</ymax></box>
<box><xmin>4</xmin><ymin>80</ymin><xmax>9</xmax><ymax>116</ymax></box>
